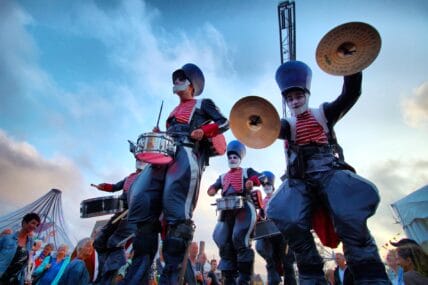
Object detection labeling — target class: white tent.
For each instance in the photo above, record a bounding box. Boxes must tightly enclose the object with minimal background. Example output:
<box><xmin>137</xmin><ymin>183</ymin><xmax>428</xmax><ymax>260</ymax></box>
<box><xmin>391</xmin><ymin>185</ymin><xmax>428</xmax><ymax>253</ymax></box>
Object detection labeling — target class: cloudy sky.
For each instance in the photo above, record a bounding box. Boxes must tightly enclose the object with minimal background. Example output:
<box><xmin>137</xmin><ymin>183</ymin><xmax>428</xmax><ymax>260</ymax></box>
<box><xmin>1</xmin><ymin>0</ymin><xmax>427</xmax><ymax>273</ymax></box>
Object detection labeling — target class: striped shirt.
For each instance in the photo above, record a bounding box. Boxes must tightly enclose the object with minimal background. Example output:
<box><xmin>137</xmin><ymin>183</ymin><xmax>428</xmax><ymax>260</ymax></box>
<box><xmin>168</xmin><ymin>99</ymin><xmax>197</xmax><ymax>124</ymax></box>
<box><xmin>222</xmin><ymin>168</ymin><xmax>243</xmax><ymax>194</ymax></box>
<box><xmin>295</xmin><ymin>110</ymin><xmax>328</xmax><ymax>145</ymax></box>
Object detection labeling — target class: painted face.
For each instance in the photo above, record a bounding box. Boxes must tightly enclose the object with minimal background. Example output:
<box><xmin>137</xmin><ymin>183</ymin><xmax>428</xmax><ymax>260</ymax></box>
<box><xmin>263</xmin><ymin>184</ymin><xmax>274</xmax><ymax>195</ymax></box>
<box><xmin>285</xmin><ymin>89</ymin><xmax>309</xmax><ymax>115</ymax></box>
<box><xmin>228</xmin><ymin>154</ymin><xmax>241</xmax><ymax>168</ymax></box>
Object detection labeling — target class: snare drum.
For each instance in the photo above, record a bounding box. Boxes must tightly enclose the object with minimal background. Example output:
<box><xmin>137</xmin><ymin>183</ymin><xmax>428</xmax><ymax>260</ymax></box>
<box><xmin>253</xmin><ymin>219</ymin><xmax>281</xmax><ymax>240</ymax></box>
<box><xmin>215</xmin><ymin>196</ymin><xmax>245</xmax><ymax>211</ymax></box>
<box><xmin>135</xmin><ymin>132</ymin><xmax>176</xmax><ymax>164</ymax></box>
<box><xmin>80</xmin><ymin>195</ymin><xmax>125</xmax><ymax>218</ymax></box>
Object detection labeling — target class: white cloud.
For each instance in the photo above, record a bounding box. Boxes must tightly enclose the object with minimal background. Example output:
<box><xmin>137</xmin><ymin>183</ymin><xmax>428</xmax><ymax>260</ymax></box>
<box><xmin>401</xmin><ymin>81</ymin><xmax>428</xmax><ymax>128</ymax></box>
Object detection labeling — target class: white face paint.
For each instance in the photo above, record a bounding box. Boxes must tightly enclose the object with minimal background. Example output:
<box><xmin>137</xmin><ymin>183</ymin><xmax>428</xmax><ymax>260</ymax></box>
<box><xmin>173</xmin><ymin>79</ymin><xmax>191</xmax><ymax>93</ymax></box>
<box><xmin>285</xmin><ymin>90</ymin><xmax>309</xmax><ymax>116</ymax></box>
<box><xmin>263</xmin><ymin>185</ymin><xmax>274</xmax><ymax>195</ymax></box>
<box><xmin>228</xmin><ymin>154</ymin><xmax>241</xmax><ymax>169</ymax></box>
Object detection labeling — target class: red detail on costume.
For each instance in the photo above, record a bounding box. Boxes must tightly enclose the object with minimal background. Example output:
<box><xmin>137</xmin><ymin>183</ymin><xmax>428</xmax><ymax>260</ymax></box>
<box><xmin>311</xmin><ymin>205</ymin><xmax>340</xmax><ymax>248</ymax></box>
<box><xmin>296</xmin><ymin>111</ymin><xmax>328</xmax><ymax>145</ymax></box>
<box><xmin>168</xmin><ymin>99</ymin><xmax>197</xmax><ymax>124</ymax></box>
<box><xmin>123</xmin><ymin>170</ymin><xmax>140</xmax><ymax>192</ymax></box>
<box><xmin>248</xmin><ymin>175</ymin><xmax>261</xmax><ymax>186</ymax></box>
<box><xmin>250</xmin><ymin>190</ymin><xmax>263</xmax><ymax>209</ymax></box>
<box><xmin>200</xmin><ymin>123</ymin><xmax>219</xmax><ymax>138</ymax></box>
<box><xmin>262</xmin><ymin>196</ymin><xmax>271</xmax><ymax>210</ymax></box>
<box><xmin>160</xmin><ymin>218</ymin><xmax>168</xmax><ymax>241</ymax></box>
<box><xmin>98</xmin><ymin>183</ymin><xmax>114</xmax><ymax>192</ymax></box>
<box><xmin>222</xmin><ymin>168</ymin><xmax>243</xmax><ymax>194</ymax></box>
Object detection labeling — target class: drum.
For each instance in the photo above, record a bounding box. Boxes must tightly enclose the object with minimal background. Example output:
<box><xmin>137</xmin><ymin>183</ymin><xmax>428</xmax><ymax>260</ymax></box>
<box><xmin>253</xmin><ymin>219</ymin><xmax>281</xmax><ymax>240</ymax></box>
<box><xmin>135</xmin><ymin>132</ymin><xmax>176</xmax><ymax>164</ymax></box>
<box><xmin>215</xmin><ymin>196</ymin><xmax>245</xmax><ymax>211</ymax></box>
<box><xmin>80</xmin><ymin>195</ymin><xmax>125</xmax><ymax>218</ymax></box>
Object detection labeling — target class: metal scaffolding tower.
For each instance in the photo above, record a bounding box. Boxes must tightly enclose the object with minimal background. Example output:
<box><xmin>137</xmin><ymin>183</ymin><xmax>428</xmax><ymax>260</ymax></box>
<box><xmin>278</xmin><ymin>1</ymin><xmax>296</xmax><ymax>63</ymax></box>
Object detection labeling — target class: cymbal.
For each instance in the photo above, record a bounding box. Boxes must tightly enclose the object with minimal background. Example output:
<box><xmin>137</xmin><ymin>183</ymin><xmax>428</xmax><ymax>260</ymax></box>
<box><xmin>229</xmin><ymin>96</ymin><xmax>280</xmax><ymax>149</ymax></box>
<box><xmin>316</xmin><ymin>22</ymin><xmax>381</xmax><ymax>75</ymax></box>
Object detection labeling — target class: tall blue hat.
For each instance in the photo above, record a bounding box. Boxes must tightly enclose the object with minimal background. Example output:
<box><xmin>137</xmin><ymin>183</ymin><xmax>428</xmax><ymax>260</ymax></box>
<box><xmin>261</xmin><ymin>171</ymin><xmax>275</xmax><ymax>185</ymax></box>
<box><xmin>275</xmin><ymin>60</ymin><xmax>312</xmax><ymax>95</ymax></box>
<box><xmin>226</xmin><ymin>140</ymin><xmax>246</xmax><ymax>159</ymax></box>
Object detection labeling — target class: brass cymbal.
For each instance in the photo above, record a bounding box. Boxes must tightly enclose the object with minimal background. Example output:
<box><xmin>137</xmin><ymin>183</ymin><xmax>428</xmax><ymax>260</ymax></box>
<box><xmin>316</xmin><ymin>22</ymin><xmax>381</xmax><ymax>76</ymax></box>
<box><xmin>229</xmin><ymin>96</ymin><xmax>280</xmax><ymax>149</ymax></box>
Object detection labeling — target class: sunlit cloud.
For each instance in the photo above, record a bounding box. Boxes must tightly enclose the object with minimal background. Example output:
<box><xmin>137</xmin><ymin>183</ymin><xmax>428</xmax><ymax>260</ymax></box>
<box><xmin>401</xmin><ymin>81</ymin><xmax>428</xmax><ymax>128</ymax></box>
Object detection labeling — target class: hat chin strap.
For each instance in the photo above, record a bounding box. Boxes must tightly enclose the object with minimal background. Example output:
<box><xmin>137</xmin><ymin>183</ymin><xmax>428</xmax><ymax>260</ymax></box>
<box><xmin>228</xmin><ymin>160</ymin><xmax>241</xmax><ymax>169</ymax></box>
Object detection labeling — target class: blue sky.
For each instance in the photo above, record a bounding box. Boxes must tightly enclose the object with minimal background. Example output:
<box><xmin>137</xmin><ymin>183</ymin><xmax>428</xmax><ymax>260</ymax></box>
<box><xmin>1</xmin><ymin>0</ymin><xmax>427</xmax><ymax>272</ymax></box>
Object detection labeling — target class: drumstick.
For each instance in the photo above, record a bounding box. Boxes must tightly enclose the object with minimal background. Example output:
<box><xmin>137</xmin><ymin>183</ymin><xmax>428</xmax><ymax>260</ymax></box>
<box><xmin>155</xmin><ymin>100</ymin><xmax>164</xmax><ymax>129</ymax></box>
<box><xmin>112</xmin><ymin>209</ymin><xmax>128</xmax><ymax>224</ymax></box>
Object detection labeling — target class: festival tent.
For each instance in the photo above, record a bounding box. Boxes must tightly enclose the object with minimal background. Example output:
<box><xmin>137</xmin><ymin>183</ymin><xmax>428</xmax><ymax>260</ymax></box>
<box><xmin>391</xmin><ymin>184</ymin><xmax>428</xmax><ymax>253</ymax></box>
<box><xmin>0</xmin><ymin>188</ymin><xmax>75</xmax><ymax>249</ymax></box>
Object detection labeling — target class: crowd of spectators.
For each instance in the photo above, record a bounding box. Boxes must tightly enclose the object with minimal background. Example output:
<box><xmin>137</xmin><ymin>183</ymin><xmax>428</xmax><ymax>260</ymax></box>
<box><xmin>2</xmin><ymin>213</ymin><xmax>427</xmax><ymax>285</ymax></box>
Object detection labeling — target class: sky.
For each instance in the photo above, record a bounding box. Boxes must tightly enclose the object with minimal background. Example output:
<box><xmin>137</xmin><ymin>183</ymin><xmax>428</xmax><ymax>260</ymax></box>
<box><xmin>1</xmin><ymin>0</ymin><xmax>428</xmax><ymax>274</ymax></box>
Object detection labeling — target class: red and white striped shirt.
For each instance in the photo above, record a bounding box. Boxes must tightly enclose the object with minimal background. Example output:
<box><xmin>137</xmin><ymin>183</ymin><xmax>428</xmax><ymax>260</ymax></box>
<box><xmin>222</xmin><ymin>168</ymin><xmax>244</xmax><ymax>194</ymax></box>
<box><xmin>295</xmin><ymin>110</ymin><xmax>328</xmax><ymax>145</ymax></box>
<box><xmin>168</xmin><ymin>99</ymin><xmax>197</xmax><ymax>124</ymax></box>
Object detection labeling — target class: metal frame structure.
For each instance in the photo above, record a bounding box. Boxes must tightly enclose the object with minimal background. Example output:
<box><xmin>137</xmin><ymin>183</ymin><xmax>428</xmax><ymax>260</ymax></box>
<box><xmin>278</xmin><ymin>1</ymin><xmax>296</xmax><ymax>63</ymax></box>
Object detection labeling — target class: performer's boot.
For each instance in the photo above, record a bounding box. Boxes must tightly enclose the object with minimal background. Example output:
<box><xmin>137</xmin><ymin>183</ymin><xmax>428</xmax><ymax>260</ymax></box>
<box><xmin>237</xmin><ymin>262</ymin><xmax>252</xmax><ymax>285</ymax></box>
<box><xmin>222</xmin><ymin>270</ymin><xmax>237</xmax><ymax>285</ymax></box>
<box><xmin>124</xmin><ymin>221</ymin><xmax>160</xmax><ymax>285</ymax></box>
<box><xmin>159</xmin><ymin>221</ymin><xmax>194</xmax><ymax>285</ymax></box>
<box><xmin>349</xmin><ymin>262</ymin><xmax>390</xmax><ymax>285</ymax></box>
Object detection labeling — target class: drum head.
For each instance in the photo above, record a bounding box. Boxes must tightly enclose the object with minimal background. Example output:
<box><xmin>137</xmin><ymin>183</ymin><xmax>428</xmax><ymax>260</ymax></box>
<box><xmin>136</xmin><ymin>153</ymin><xmax>173</xmax><ymax>164</ymax></box>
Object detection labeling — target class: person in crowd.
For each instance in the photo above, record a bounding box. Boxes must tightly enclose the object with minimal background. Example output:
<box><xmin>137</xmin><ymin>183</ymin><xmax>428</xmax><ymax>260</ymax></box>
<box><xmin>206</xmin><ymin>259</ymin><xmax>220</xmax><ymax>285</ymax></box>
<box><xmin>396</xmin><ymin>244</ymin><xmax>428</xmax><ymax>285</ymax></box>
<box><xmin>208</xmin><ymin>140</ymin><xmax>263</xmax><ymax>285</ymax></box>
<box><xmin>91</xmin><ymin>147</ymin><xmax>146</xmax><ymax>284</ymax></box>
<box><xmin>125</xmin><ymin>63</ymin><xmax>229</xmax><ymax>284</ymax></box>
<box><xmin>385</xmin><ymin>249</ymin><xmax>403</xmax><ymax>285</ymax></box>
<box><xmin>0</xmin><ymin>212</ymin><xmax>40</xmax><ymax>285</ymax></box>
<box><xmin>333</xmin><ymin>253</ymin><xmax>353</xmax><ymax>285</ymax></box>
<box><xmin>266</xmin><ymin>60</ymin><xmax>389</xmax><ymax>284</ymax></box>
<box><xmin>58</xmin><ymin>238</ymin><xmax>94</xmax><ymax>285</ymax></box>
<box><xmin>255</xmin><ymin>170</ymin><xmax>296</xmax><ymax>285</ymax></box>
<box><xmin>32</xmin><ymin>244</ymin><xmax>70</xmax><ymax>285</ymax></box>
<box><xmin>34</xmin><ymin>243</ymin><xmax>54</xmax><ymax>269</ymax></box>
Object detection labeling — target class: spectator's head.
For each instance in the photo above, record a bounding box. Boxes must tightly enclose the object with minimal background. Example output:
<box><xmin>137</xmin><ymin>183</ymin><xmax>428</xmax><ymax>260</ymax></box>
<box><xmin>197</xmin><ymin>252</ymin><xmax>207</xmax><ymax>264</ymax></box>
<box><xmin>41</xmin><ymin>243</ymin><xmax>54</xmax><ymax>256</ymax></box>
<box><xmin>397</xmin><ymin>244</ymin><xmax>428</xmax><ymax>275</ymax></box>
<box><xmin>390</xmin><ymin>238</ymin><xmax>419</xmax><ymax>248</ymax></box>
<box><xmin>21</xmin><ymin>213</ymin><xmax>40</xmax><ymax>234</ymax></box>
<box><xmin>76</xmin><ymin>238</ymin><xmax>94</xmax><ymax>260</ymax></box>
<box><xmin>335</xmin><ymin>253</ymin><xmax>346</xmax><ymax>268</ymax></box>
<box><xmin>385</xmin><ymin>249</ymin><xmax>399</xmax><ymax>269</ymax></box>
<box><xmin>189</xmin><ymin>242</ymin><xmax>199</xmax><ymax>260</ymax></box>
<box><xmin>210</xmin><ymin>259</ymin><xmax>218</xmax><ymax>271</ymax></box>
<box><xmin>57</xmin><ymin>244</ymin><xmax>69</xmax><ymax>258</ymax></box>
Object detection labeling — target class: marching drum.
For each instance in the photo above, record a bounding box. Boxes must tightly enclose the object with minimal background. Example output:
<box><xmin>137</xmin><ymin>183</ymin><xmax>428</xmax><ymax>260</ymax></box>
<box><xmin>80</xmin><ymin>195</ymin><xmax>126</xmax><ymax>218</ymax></box>
<box><xmin>253</xmin><ymin>219</ymin><xmax>281</xmax><ymax>240</ymax></box>
<box><xmin>215</xmin><ymin>196</ymin><xmax>245</xmax><ymax>211</ymax></box>
<box><xmin>135</xmin><ymin>132</ymin><xmax>176</xmax><ymax>164</ymax></box>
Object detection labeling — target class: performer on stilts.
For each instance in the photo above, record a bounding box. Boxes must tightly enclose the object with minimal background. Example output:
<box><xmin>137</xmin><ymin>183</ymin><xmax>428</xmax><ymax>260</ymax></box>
<box><xmin>266</xmin><ymin>60</ymin><xmax>389</xmax><ymax>284</ymax></box>
<box><xmin>124</xmin><ymin>63</ymin><xmax>229</xmax><ymax>285</ymax></box>
<box><xmin>91</xmin><ymin>142</ymin><xmax>146</xmax><ymax>284</ymax></box>
<box><xmin>208</xmin><ymin>140</ymin><xmax>263</xmax><ymax>285</ymax></box>
<box><xmin>255</xmin><ymin>171</ymin><xmax>296</xmax><ymax>285</ymax></box>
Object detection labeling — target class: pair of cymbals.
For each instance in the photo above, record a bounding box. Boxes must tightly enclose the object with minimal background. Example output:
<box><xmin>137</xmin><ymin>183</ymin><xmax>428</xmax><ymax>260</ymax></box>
<box><xmin>316</xmin><ymin>22</ymin><xmax>381</xmax><ymax>75</ymax></box>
